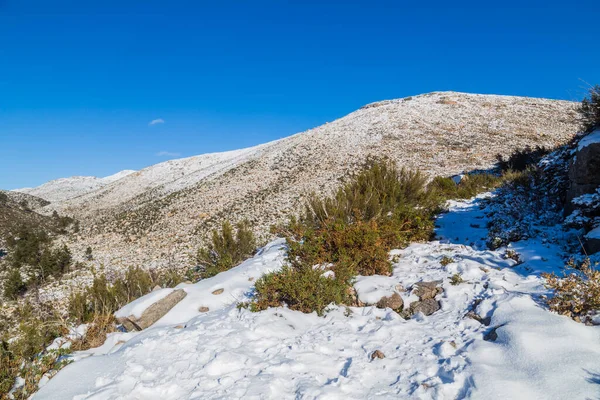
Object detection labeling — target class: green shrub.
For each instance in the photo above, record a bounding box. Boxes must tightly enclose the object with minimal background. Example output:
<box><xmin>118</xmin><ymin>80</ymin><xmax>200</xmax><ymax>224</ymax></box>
<box><xmin>251</xmin><ymin>266</ymin><xmax>351</xmax><ymax>315</ymax></box>
<box><xmin>450</xmin><ymin>273</ymin><xmax>463</xmax><ymax>285</ymax></box>
<box><xmin>580</xmin><ymin>85</ymin><xmax>600</xmax><ymax>132</ymax></box>
<box><xmin>428</xmin><ymin>173</ymin><xmax>502</xmax><ymax>201</ymax></box>
<box><xmin>197</xmin><ymin>220</ymin><xmax>256</xmax><ymax>278</ymax></box>
<box><xmin>3</xmin><ymin>269</ymin><xmax>26</xmax><ymax>300</ymax></box>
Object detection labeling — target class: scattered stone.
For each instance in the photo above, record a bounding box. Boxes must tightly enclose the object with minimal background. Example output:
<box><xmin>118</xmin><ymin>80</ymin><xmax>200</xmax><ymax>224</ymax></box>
<box><xmin>198</xmin><ymin>306</ymin><xmax>209</xmax><ymax>312</ymax></box>
<box><xmin>465</xmin><ymin>311</ymin><xmax>491</xmax><ymax>326</ymax></box>
<box><xmin>248</xmin><ymin>276</ymin><xmax>255</xmax><ymax>281</ymax></box>
<box><xmin>212</xmin><ymin>288</ymin><xmax>224</xmax><ymax>295</ymax></box>
<box><xmin>412</xmin><ymin>281</ymin><xmax>443</xmax><ymax>300</ymax></box>
<box><xmin>376</xmin><ymin>293</ymin><xmax>404</xmax><ymax>311</ymax></box>
<box><xmin>152</xmin><ymin>285</ymin><xmax>162</xmax><ymax>292</ymax></box>
<box><xmin>174</xmin><ymin>325</ymin><xmax>184</xmax><ymax>329</ymax></box>
<box><xmin>409</xmin><ymin>298</ymin><xmax>440</xmax><ymax>316</ymax></box>
<box><xmin>370</xmin><ymin>350</ymin><xmax>385</xmax><ymax>360</ymax></box>
<box><xmin>117</xmin><ymin>289</ymin><xmax>187</xmax><ymax>332</ymax></box>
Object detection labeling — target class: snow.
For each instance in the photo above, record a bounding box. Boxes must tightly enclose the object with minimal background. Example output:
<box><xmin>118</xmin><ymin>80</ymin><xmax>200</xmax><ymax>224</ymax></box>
<box><xmin>33</xmin><ymin>196</ymin><xmax>600</xmax><ymax>400</ymax></box>
<box><xmin>586</xmin><ymin>226</ymin><xmax>600</xmax><ymax>240</ymax></box>
<box><xmin>578</xmin><ymin>128</ymin><xmax>600</xmax><ymax>150</ymax></box>
<box><xmin>13</xmin><ymin>170</ymin><xmax>136</xmax><ymax>202</ymax></box>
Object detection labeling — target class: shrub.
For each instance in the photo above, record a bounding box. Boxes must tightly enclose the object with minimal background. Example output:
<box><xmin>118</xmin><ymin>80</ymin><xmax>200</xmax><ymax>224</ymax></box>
<box><xmin>440</xmin><ymin>255</ymin><xmax>454</xmax><ymax>267</ymax></box>
<box><xmin>3</xmin><ymin>269</ymin><xmax>26</xmax><ymax>300</ymax></box>
<box><xmin>84</xmin><ymin>246</ymin><xmax>93</xmax><ymax>261</ymax></box>
<box><xmin>70</xmin><ymin>314</ymin><xmax>116</xmax><ymax>351</ymax></box>
<box><xmin>250</xmin><ymin>266</ymin><xmax>351</xmax><ymax>315</ymax></box>
<box><xmin>197</xmin><ymin>220</ymin><xmax>256</xmax><ymax>278</ymax></box>
<box><xmin>496</xmin><ymin>146</ymin><xmax>549</xmax><ymax>172</ymax></box>
<box><xmin>428</xmin><ymin>173</ymin><xmax>502</xmax><ymax>201</ymax></box>
<box><xmin>580</xmin><ymin>85</ymin><xmax>600</xmax><ymax>132</ymax></box>
<box><xmin>543</xmin><ymin>259</ymin><xmax>600</xmax><ymax>322</ymax></box>
<box><xmin>253</xmin><ymin>160</ymin><xmax>442</xmax><ymax>314</ymax></box>
<box><xmin>449</xmin><ymin>273</ymin><xmax>463</xmax><ymax>285</ymax></box>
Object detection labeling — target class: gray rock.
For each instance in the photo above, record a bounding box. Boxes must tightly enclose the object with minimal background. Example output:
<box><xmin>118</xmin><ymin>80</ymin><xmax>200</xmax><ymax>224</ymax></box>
<box><xmin>117</xmin><ymin>289</ymin><xmax>187</xmax><ymax>332</ymax></box>
<box><xmin>412</xmin><ymin>280</ymin><xmax>443</xmax><ymax>300</ymax></box>
<box><xmin>409</xmin><ymin>298</ymin><xmax>440</xmax><ymax>316</ymax></box>
<box><xmin>566</xmin><ymin>136</ymin><xmax>600</xmax><ymax>214</ymax></box>
<box><xmin>212</xmin><ymin>288</ymin><xmax>224</xmax><ymax>295</ymax></box>
<box><xmin>376</xmin><ymin>293</ymin><xmax>404</xmax><ymax>311</ymax></box>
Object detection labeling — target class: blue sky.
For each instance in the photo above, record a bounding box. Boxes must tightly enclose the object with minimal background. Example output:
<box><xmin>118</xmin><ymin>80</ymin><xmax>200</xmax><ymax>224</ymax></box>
<box><xmin>1</xmin><ymin>0</ymin><xmax>599</xmax><ymax>190</ymax></box>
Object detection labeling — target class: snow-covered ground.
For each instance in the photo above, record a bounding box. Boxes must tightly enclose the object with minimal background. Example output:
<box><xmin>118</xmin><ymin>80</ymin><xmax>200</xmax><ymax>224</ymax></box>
<box><xmin>34</xmin><ymin>195</ymin><xmax>600</xmax><ymax>399</ymax></box>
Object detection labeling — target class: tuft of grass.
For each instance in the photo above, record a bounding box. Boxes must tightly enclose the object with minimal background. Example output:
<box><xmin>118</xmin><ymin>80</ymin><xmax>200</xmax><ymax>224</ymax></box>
<box><xmin>440</xmin><ymin>255</ymin><xmax>454</xmax><ymax>267</ymax></box>
<box><xmin>449</xmin><ymin>273</ymin><xmax>463</xmax><ymax>286</ymax></box>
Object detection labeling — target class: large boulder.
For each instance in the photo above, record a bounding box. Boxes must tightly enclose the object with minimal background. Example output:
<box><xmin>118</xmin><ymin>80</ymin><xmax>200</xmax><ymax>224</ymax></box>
<box><xmin>116</xmin><ymin>289</ymin><xmax>187</xmax><ymax>331</ymax></box>
<box><xmin>566</xmin><ymin>129</ymin><xmax>600</xmax><ymax>214</ymax></box>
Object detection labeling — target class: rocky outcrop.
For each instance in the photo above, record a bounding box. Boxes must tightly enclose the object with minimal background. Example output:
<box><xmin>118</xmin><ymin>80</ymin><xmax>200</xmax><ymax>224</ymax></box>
<box><xmin>567</xmin><ymin>129</ymin><xmax>600</xmax><ymax>211</ymax></box>
<box><xmin>117</xmin><ymin>289</ymin><xmax>187</xmax><ymax>331</ymax></box>
<box><xmin>566</xmin><ymin>129</ymin><xmax>600</xmax><ymax>253</ymax></box>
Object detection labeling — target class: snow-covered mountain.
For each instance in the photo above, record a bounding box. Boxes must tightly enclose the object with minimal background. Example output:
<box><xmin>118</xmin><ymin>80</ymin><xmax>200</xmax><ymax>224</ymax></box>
<box><xmin>14</xmin><ymin>170</ymin><xmax>136</xmax><ymax>203</ymax></box>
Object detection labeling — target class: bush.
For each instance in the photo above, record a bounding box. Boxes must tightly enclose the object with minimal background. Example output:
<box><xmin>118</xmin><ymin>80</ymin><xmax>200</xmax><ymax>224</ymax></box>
<box><xmin>253</xmin><ymin>160</ymin><xmax>445</xmax><ymax>314</ymax></box>
<box><xmin>428</xmin><ymin>173</ymin><xmax>502</xmax><ymax>201</ymax></box>
<box><xmin>543</xmin><ymin>258</ymin><xmax>600</xmax><ymax>322</ymax></box>
<box><xmin>250</xmin><ymin>266</ymin><xmax>351</xmax><ymax>315</ymax></box>
<box><xmin>197</xmin><ymin>220</ymin><xmax>256</xmax><ymax>278</ymax></box>
<box><xmin>580</xmin><ymin>85</ymin><xmax>600</xmax><ymax>132</ymax></box>
<box><xmin>496</xmin><ymin>146</ymin><xmax>549</xmax><ymax>172</ymax></box>
<box><xmin>3</xmin><ymin>269</ymin><xmax>26</xmax><ymax>300</ymax></box>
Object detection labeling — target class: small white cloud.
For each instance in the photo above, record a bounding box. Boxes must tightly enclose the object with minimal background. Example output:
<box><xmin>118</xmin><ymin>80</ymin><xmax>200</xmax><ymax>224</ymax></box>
<box><xmin>149</xmin><ymin>118</ymin><xmax>165</xmax><ymax>126</ymax></box>
<box><xmin>156</xmin><ymin>151</ymin><xmax>180</xmax><ymax>157</ymax></box>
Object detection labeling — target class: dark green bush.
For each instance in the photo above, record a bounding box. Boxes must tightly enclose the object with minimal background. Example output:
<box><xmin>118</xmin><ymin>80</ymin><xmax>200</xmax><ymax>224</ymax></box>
<box><xmin>3</xmin><ymin>269</ymin><xmax>27</xmax><ymax>300</ymax></box>
<box><xmin>197</xmin><ymin>220</ymin><xmax>256</xmax><ymax>278</ymax></box>
<box><xmin>580</xmin><ymin>85</ymin><xmax>600</xmax><ymax>132</ymax></box>
<box><xmin>251</xmin><ymin>266</ymin><xmax>351</xmax><ymax>315</ymax></box>
<box><xmin>496</xmin><ymin>146</ymin><xmax>549</xmax><ymax>172</ymax></box>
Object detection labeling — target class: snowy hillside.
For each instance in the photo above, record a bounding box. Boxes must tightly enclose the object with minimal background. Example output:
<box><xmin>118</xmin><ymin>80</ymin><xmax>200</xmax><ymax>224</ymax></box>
<box><xmin>24</xmin><ymin>92</ymin><xmax>579</xmax><ymax>282</ymax></box>
<box><xmin>33</xmin><ymin>194</ymin><xmax>600</xmax><ymax>399</ymax></box>
<box><xmin>14</xmin><ymin>170</ymin><xmax>136</xmax><ymax>203</ymax></box>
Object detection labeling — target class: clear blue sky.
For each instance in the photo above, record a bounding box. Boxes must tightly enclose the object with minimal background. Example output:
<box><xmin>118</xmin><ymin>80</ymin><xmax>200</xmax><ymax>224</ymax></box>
<box><xmin>1</xmin><ymin>0</ymin><xmax>599</xmax><ymax>190</ymax></box>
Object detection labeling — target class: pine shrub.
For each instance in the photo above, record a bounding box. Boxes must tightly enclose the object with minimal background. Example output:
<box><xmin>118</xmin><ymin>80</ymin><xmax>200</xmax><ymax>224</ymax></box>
<box><xmin>197</xmin><ymin>220</ymin><xmax>256</xmax><ymax>278</ymax></box>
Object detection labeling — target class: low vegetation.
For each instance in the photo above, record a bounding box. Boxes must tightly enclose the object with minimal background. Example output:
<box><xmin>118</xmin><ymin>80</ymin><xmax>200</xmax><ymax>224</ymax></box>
<box><xmin>543</xmin><ymin>259</ymin><xmax>600</xmax><ymax>323</ymax></box>
<box><xmin>196</xmin><ymin>220</ymin><xmax>256</xmax><ymax>279</ymax></box>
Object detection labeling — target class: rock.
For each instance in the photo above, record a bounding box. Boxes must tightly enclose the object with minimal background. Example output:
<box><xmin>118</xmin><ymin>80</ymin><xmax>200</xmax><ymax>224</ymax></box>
<box><xmin>412</xmin><ymin>280</ymin><xmax>443</xmax><ymax>300</ymax></box>
<box><xmin>152</xmin><ymin>285</ymin><xmax>162</xmax><ymax>292</ymax></box>
<box><xmin>212</xmin><ymin>288</ymin><xmax>224</xmax><ymax>295</ymax></box>
<box><xmin>370</xmin><ymin>350</ymin><xmax>385</xmax><ymax>360</ymax></box>
<box><xmin>376</xmin><ymin>293</ymin><xmax>404</xmax><ymax>311</ymax></box>
<box><xmin>409</xmin><ymin>298</ymin><xmax>440</xmax><ymax>316</ymax></box>
<box><xmin>566</xmin><ymin>130</ymin><xmax>600</xmax><ymax>214</ymax></box>
<box><xmin>465</xmin><ymin>311</ymin><xmax>491</xmax><ymax>326</ymax></box>
<box><xmin>117</xmin><ymin>289</ymin><xmax>187</xmax><ymax>331</ymax></box>
<box><xmin>198</xmin><ymin>306</ymin><xmax>209</xmax><ymax>312</ymax></box>
<box><xmin>484</xmin><ymin>325</ymin><xmax>504</xmax><ymax>342</ymax></box>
